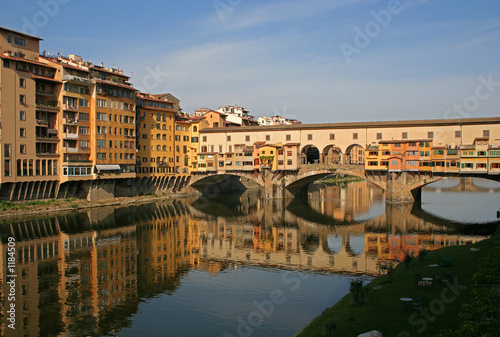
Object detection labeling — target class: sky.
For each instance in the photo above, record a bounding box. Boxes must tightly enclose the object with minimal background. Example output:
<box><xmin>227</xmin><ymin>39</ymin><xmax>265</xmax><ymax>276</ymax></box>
<box><xmin>1</xmin><ymin>0</ymin><xmax>500</xmax><ymax>123</ymax></box>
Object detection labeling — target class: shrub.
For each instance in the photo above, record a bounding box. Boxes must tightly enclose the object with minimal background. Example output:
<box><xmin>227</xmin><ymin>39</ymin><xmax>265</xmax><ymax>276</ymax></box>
<box><xmin>349</xmin><ymin>279</ymin><xmax>368</xmax><ymax>305</ymax></box>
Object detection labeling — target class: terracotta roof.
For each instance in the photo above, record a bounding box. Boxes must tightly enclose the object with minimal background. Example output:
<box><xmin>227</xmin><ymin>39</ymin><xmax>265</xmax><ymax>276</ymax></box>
<box><xmin>32</xmin><ymin>74</ymin><xmax>60</xmax><ymax>83</ymax></box>
<box><xmin>474</xmin><ymin>137</ymin><xmax>489</xmax><ymax>141</ymax></box>
<box><xmin>91</xmin><ymin>65</ymin><xmax>129</xmax><ymax>78</ymax></box>
<box><xmin>379</xmin><ymin>138</ymin><xmax>432</xmax><ymax>144</ymax></box>
<box><xmin>0</xmin><ymin>26</ymin><xmax>42</xmax><ymax>40</ymax></box>
<box><xmin>200</xmin><ymin>117</ymin><xmax>500</xmax><ymax>134</ymax></box>
<box><xmin>284</xmin><ymin>143</ymin><xmax>300</xmax><ymax>146</ymax></box>
<box><xmin>0</xmin><ymin>54</ymin><xmax>57</xmax><ymax>69</ymax></box>
<box><xmin>62</xmin><ymin>63</ymin><xmax>90</xmax><ymax>73</ymax></box>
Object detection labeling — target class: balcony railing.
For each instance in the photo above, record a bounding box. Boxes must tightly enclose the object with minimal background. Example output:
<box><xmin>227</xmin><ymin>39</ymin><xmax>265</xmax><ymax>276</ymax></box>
<box><xmin>36</xmin><ymin>90</ymin><xmax>54</xmax><ymax>96</ymax></box>
<box><xmin>36</xmin><ymin>119</ymin><xmax>49</xmax><ymax>125</ymax></box>
<box><xmin>64</xmin><ymin>147</ymin><xmax>79</xmax><ymax>153</ymax></box>
<box><xmin>64</xmin><ymin>133</ymin><xmax>78</xmax><ymax>139</ymax></box>
<box><xmin>64</xmin><ymin>104</ymin><xmax>79</xmax><ymax>111</ymax></box>
<box><xmin>63</xmin><ymin>118</ymin><xmax>78</xmax><ymax>125</ymax></box>
<box><xmin>36</xmin><ymin>104</ymin><xmax>59</xmax><ymax>110</ymax></box>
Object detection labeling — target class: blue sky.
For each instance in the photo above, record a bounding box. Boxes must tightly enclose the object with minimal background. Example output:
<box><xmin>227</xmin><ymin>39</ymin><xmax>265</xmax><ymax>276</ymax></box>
<box><xmin>2</xmin><ymin>0</ymin><xmax>500</xmax><ymax>123</ymax></box>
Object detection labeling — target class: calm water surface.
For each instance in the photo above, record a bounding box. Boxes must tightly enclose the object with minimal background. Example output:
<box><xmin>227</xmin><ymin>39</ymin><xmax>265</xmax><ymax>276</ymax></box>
<box><xmin>0</xmin><ymin>177</ymin><xmax>498</xmax><ymax>337</ymax></box>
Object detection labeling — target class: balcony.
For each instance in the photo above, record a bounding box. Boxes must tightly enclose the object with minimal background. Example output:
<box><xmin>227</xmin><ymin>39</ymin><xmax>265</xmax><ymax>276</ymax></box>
<box><xmin>64</xmin><ymin>133</ymin><xmax>79</xmax><ymax>139</ymax></box>
<box><xmin>64</xmin><ymin>147</ymin><xmax>79</xmax><ymax>153</ymax></box>
<box><xmin>64</xmin><ymin>104</ymin><xmax>79</xmax><ymax>112</ymax></box>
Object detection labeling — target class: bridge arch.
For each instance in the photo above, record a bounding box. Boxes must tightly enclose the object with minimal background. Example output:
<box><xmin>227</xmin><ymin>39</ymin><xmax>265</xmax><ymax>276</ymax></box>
<box><xmin>322</xmin><ymin>145</ymin><xmax>342</xmax><ymax>164</ymax></box>
<box><xmin>189</xmin><ymin>173</ymin><xmax>263</xmax><ymax>196</ymax></box>
<box><xmin>344</xmin><ymin>143</ymin><xmax>365</xmax><ymax>165</ymax></box>
<box><xmin>301</xmin><ymin>145</ymin><xmax>320</xmax><ymax>165</ymax></box>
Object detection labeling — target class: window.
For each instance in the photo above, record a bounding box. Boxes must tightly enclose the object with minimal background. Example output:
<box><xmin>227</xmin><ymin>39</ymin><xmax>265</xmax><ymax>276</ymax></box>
<box><xmin>214</xmin><ymin>122</ymin><xmax>219</xmax><ymax>128</ymax></box>
<box><xmin>19</xmin><ymin>95</ymin><xmax>26</xmax><ymax>104</ymax></box>
<box><xmin>19</xmin><ymin>78</ymin><xmax>26</xmax><ymax>87</ymax></box>
<box><xmin>19</xmin><ymin>111</ymin><xmax>26</xmax><ymax>121</ymax></box>
<box><xmin>4</xmin><ymin>160</ymin><xmax>11</xmax><ymax>177</ymax></box>
<box><xmin>7</xmin><ymin>35</ymin><xmax>12</xmax><ymax>43</ymax></box>
<box><xmin>3</xmin><ymin>59</ymin><xmax>10</xmax><ymax>68</ymax></box>
<box><xmin>227</xmin><ymin>135</ymin><xmax>231</xmax><ymax>141</ymax></box>
<box><xmin>376</xmin><ymin>133</ymin><xmax>382</xmax><ymax>140</ymax></box>
<box><xmin>96</xmin><ymin>112</ymin><xmax>107</xmax><ymax>121</ymax></box>
<box><xmin>307</xmin><ymin>134</ymin><xmax>313</xmax><ymax>141</ymax></box>
<box><xmin>97</xmin><ymin>99</ymin><xmax>107</xmax><ymax>107</ymax></box>
<box><xmin>427</xmin><ymin>131</ymin><xmax>434</xmax><ymax>138</ymax></box>
<box><xmin>14</xmin><ymin>37</ymin><xmax>26</xmax><ymax>47</ymax></box>
<box><xmin>286</xmin><ymin>134</ymin><xmax>291</xmax><ymax>141</ymax></box>
<box><xmin>455</xmin><ymin>130</ymin><xmax>461</xmax><ymax>138</ymax></box>
<box><xmin>20</xmin><ymin>128</ymin><xmax>26</xmax><ymax>137</ymax></box>
<box><xmin>266</xmin><ymin>135</ymin><xmax>271</xmax><ymax>141</ymax></box>
<box><xmin>353</xmin><ymin>133</ymin><xmax>358</xmax><ymax>140</ymax></box>
<box><xmin>245</xmin><ymin>135</ymin><xmax>250</xmax><ymax>142</ymax></box>
<box><xmin>483</xmin><ymin>130</ymin><xmax>490</xmax><ymax>137</ymax></box>
<box><xmin>287</xmin><ymin>160</ymin><xmax>292</xmax><ymax>165</ymax></box>
<box><xmin>20</xmin><ymin>144</ymin><xmax>26</xmax><ymax>154</ymax></box>
<box><xmin>329</xmin><ymin>133</ymin><xmax>335</xmax><ymax>140</ymax></box>
<box><xmin>402</xmin><ymin>132</ymin><xmax>408</xmax><ymax>139</ymax></box>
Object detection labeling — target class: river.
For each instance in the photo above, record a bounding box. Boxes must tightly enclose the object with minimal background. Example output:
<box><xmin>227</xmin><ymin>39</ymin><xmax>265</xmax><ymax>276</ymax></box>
<box><xmin>0</xmin><ymin>177</ymin><xmax>498</xmax><ymax>337</ymax></box>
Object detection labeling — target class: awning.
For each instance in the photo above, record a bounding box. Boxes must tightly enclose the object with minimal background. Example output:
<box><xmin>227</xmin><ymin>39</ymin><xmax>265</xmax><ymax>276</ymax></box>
<box><xmin>95</xmin><ymin>164</ymin><xmax>121</xmax><ymax>171</ymax></box>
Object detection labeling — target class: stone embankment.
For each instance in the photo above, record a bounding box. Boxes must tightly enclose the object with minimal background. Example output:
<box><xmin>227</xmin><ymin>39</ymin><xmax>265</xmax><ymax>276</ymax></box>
<box><xmin>0</xmin><ymin>194</ymin><xmax>189</xmax><ymax>222</ymax></box>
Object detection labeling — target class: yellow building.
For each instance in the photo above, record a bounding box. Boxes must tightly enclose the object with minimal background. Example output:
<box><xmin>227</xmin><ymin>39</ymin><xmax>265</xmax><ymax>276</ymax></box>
<box><xmin>135</xmin><ymin>92</ymin><xmax>177</xmax><ymax>177</ymax></box>
<box><xmin>174</xmin><ymin>119</ymin><xmax>191</xmax><ymax>175</ymax></box>
<box><xmin>188</xmin><ymin>116</ymin><xmax>208</xmax><ymax>172</ymax></box>
<box><xmin>45</xmin><ymin>55</ymin><xmax>95</xmax><ymax>183</ymax></box>
<box><xmin>0</xmin><ymin>27</ymin><xmax>61</xmax><ymax>199</ymax></box>
<box><xmin>90</xmin><ymin>64</ymin><xmax>136</xmax><ymax>179</ymax></box>
<box><xmin>460</xmin><ymin>137</ymin><xmax>489</xmax><ymax>173</ymax></box>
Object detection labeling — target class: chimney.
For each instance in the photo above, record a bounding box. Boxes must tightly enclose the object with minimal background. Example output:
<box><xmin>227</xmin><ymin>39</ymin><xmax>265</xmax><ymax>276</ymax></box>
<box><xmin>100</xmin><ymin>62</ymin><xmax>104</xmax><ymax>67</ymax></box>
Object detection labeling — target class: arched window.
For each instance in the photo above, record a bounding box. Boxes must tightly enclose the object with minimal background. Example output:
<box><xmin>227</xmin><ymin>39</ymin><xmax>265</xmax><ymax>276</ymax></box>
<box><xmin>156</xmin><ymin>113</ymin><xmax>160</xmax><ymax>121</ymax></box>
<box><xmin>162</xmin><ymin>113</ymin><xmax>167</xmax><ymax>122</ymax></box>
<box><xmin>156</xmin><ymin>145</ymin><xmax>161</xmax><ymax>151</ymax></box>
<box><xmin>162</xmin><ymin>124</ymin><xmax>166</xmax><ymax>130</ymax></box>
<box><xmin>193</xmin><ymin>126</ymin><xmax>198</xmax><ymax>132</ymax></box>
<box><xmin>162</xmin><ymin>134</ymin><xmax>166</xmax><ymax>140</ymax></box>
<box><xmin>162</xmin><ymin>145</ymin><xmax>167</xmax><ymax>151</ymax></box>
<box><xmin>156</xmin><ymin>133</ymin><xmax>161</xmax><ymax>139</ymax></box>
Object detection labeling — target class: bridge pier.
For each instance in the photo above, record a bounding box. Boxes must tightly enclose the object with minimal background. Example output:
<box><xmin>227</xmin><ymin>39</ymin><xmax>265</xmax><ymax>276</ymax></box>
<box><xmin>385</xmin><ymin>171</ymin><xmax>441</xmax><ymax>203</ymax></box>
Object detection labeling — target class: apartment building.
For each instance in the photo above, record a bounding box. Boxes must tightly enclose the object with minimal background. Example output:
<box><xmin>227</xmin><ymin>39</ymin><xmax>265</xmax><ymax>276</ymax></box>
<box><xmin>91</xmin><ymin>63</ymin><xmax>136</xmax><ymax>178</ymax></box>
<box><xmin>174</xmin><ymin>119</ymin><xmax>191</xmax><ymax>175</ymax></box>
<box><xmin>0</xmin><ymin>27</ymin><xmax>62</xmax><ymax>199</ymax></box>
<box><xmin>135</xmin><ymin>92</ymin><xmax>177</xmax><ymax>177</ymax></box>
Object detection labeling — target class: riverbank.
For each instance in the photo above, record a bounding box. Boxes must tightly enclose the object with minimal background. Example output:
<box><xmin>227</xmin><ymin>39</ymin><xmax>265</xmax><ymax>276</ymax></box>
<box><xmin>295</xmin><ymin>228</ymin><xmax>500</xmax><ymax>337</ymax></box>
<box><xmin>0</xmin><ymin>193</ymin><xmax>194</xmax><ymax>223</ymax></box>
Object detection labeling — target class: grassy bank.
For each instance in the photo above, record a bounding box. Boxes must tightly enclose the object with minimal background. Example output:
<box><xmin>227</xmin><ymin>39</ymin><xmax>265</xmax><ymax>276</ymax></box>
<box><xmin>295</xmin><ymin>230</ymin><xmax>500</xmax><ymax>337</ymax></box>
<box><xmin>321</xmin><ymin>175</ymin><xmax>365</xmax><ymax>184</ymax></box>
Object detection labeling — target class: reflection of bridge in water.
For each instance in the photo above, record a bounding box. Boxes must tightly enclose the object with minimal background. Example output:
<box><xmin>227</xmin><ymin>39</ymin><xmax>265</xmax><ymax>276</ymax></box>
<box><xmin>422</xmin><ymin>177</ymin><xmax>500</xmax><ymax>193</ymax></box>
<box><xmin>0</xmin><ymin>189</ymin><xmax>497</xmax><ymax>336</ymax></box>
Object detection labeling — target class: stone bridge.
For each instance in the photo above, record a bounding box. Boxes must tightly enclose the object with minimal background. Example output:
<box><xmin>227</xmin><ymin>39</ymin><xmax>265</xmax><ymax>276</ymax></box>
<box><xmin>187</xmin><ymin>164</ymin><xmax>500</xmax><ymax>203</ymax></box>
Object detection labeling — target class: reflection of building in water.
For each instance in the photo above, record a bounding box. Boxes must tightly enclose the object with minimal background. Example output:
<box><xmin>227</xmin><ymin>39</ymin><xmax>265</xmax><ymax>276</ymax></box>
<box><xmin>307</xmin><ymin>181</ymin><xmax>385</xmax><ymax>222</ymax></box>
<box><xmin>0</xmin><ymin>218</ymin><xmax>138</xmax><ymax>337</ymax></box>
<box><xmin>364</xmin><ymin>233</ymin><xmax>485</xmax><ymax>262</ymax></box>
<box><xmin>136</xmin><ymin>213</ymin><xmax>201</xmax><ymax>297</ymax></box>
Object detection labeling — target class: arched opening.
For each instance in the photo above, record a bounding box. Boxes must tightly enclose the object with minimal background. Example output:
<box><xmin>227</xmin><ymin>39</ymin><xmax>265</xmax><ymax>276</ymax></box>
<box><xmin>322</xmin><ymin>145</ymin><xmax>342</xmax><ymax>164</ymax></box>
<box><xmin>345</xmin><ymin>144</ymin><xmax>365</xmax><ymax>165</ymax></box>
<box><xmin>301</xmin><ymin>145</ymin><xmax>320</xmax><ymax>165</ymax></box>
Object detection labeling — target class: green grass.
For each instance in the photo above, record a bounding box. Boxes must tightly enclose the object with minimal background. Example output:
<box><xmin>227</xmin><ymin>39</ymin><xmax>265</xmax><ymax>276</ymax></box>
<box><xmin>295</xmin><ymin>232</ymin><xmax>500</xmax><ymax>337</ymax></box>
